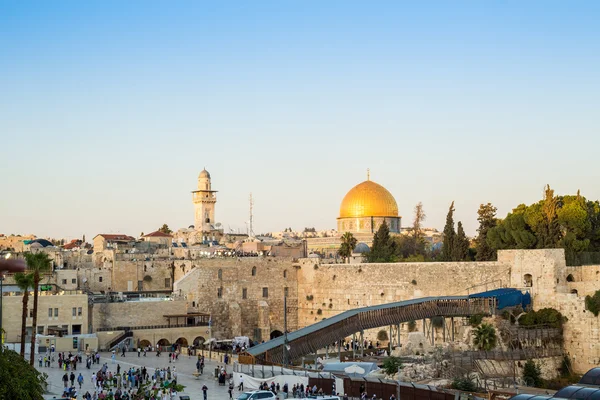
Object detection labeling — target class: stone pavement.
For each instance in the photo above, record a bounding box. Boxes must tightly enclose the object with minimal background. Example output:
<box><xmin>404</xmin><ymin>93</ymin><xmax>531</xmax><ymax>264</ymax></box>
<box><xmin>37</xmin><ymin>351</ymin><xmax>238</xmax><ymax>399</ymax></box>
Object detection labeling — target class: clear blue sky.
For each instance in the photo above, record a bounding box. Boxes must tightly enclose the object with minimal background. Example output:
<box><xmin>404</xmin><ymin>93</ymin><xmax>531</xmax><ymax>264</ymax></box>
<box><xmin>1</xmin><ymin>1</ymin><xmax>599</xmax><ymax>240</ymax></box>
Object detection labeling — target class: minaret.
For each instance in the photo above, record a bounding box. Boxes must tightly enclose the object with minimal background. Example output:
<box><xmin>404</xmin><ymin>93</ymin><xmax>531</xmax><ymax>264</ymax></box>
<box><xmin>192</xmin><ymin>168</ymin><xmax>217</xmax><ymax>232</ymax></box>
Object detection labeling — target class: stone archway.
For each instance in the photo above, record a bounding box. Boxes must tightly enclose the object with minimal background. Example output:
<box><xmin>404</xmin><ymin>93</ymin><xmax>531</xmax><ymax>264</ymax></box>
<box><xmin>270</xmin><ymin>330</ymin><xmax>284</xmax><ymax>340</ymax></box>
<box><xmin>175</xmin><ymin>337</ymin><xmax>188</xmax><ymax>347</ymax></box>
<box><xmin>139</xmin><ymin>339</ymin><xmax>151</xmax><ymax>348</ymax></box>
<box><xmin>193</xmin><ymin>336</ymin><xmax>206</xmax><ymax>346</ymax></box>
<box><xmin>157</xmin><ymin>338</ymin><xmax>170</xmax><ymax>346</ymax></box>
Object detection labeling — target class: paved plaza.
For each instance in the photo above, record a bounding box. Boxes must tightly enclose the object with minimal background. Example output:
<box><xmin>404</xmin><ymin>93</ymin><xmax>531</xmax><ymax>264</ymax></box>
<box><xmin>37</xmin><ymin>351</ymin><xmax>238</xmax><ymax>399</ymax></box>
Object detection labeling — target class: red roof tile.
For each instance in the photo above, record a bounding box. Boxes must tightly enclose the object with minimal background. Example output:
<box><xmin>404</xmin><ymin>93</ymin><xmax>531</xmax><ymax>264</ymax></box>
<box><xmin>142</xmin><ymin>230</ymin><xmax>173</xmax><ymax>238</ymax></box>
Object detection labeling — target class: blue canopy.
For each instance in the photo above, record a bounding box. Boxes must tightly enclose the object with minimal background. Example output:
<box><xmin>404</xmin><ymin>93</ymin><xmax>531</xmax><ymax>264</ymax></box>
<box><xmin>469</xmin><ymin>288</ymin><xmax>531</xmax><ymax>310</ymax></box>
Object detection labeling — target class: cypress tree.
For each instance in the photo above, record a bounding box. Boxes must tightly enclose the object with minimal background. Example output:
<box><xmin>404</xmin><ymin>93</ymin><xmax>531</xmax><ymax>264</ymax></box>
<box><xmin>441</xmin><ymin>201</ymin><xmax>456</xmax><ymax>261</ymax></box>
<box><xmin>453</xmin><ymin>221</ymin><xmax>470</xmax><ymax>261</ymax></box>
<box><xmin>475</xmin><ymin>203</ymin><xmax>498</xmax><ymax>261</ymax></box>
<box><xmin>367</xmin><ymin>221</ymin><xmax>397</xmax><ymax>263</ymax></box>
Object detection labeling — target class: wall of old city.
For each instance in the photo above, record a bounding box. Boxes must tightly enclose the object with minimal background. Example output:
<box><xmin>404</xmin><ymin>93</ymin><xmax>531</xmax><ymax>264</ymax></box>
<box><xmin>174</xmin><ymin>257</ymin><xmax>298</xmax><ymax>341</ymax></box>
<box><xmin>295</xmin><ymin>259</ymin><xmax>509</xmax><ymax>329</ymax></box>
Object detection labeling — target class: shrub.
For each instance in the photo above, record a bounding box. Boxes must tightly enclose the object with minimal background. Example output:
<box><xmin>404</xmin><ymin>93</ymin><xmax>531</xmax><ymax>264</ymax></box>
<box><xmin>468</xmin><ymin>314</ymin><xmax>484</xmax><ymax>326</ymax></box>
<box><xmin>585</xmin><ymin>290</ymin><xmax>600</xmax><ymax>316</ymax></box>
<box><xmin>520</xmin><ymin>308</ymin><xmax>567</xmax><ymax>328</ymax></box>
<box><xmin>328</xmin><ymin>303</ymin><xmax>333</xmax><ymax>309</ymax></box>
<box><xmin>523</xmin><ymin>359</ymin><xmax>543</xmax><ymax>387</ymax></box>
<box><xmin>452</xmin><ymin>376</ymin><xmax>476</xmax><ymax>392</ymax></box>
<box><xmin>432</xmin><ymin>316</ymin><xmax>444</xmax><ymax>328</ymax></box>
<box><xmin>411</xmin><ymin>279</ymin><xmax>417</xmax><ymax>285</ymax></box>
<box><xmin>316</xmin><ymin>309</ymin><xmax>322</xmax><ymax>315</ymax></box>
<box><xmin>313</xmin><ymin>264</ymin><xmax>319</xmax><ymax>270</ymax></box>
<box><xmin>306</xmin><ymin>295</ymin><xmax>314</xmax><ymax>301</ymax></box>
<box><xmin>377</xmin><ymin>329</ymin><xmax>389</xmax><ymax>342</ymax></box>
<box><xmin>382</xmin><ymin>356</ymin><xmax>402</xmax><ymax>375</ymax></box>
<box><xmin>472</xmin><ymin>323</ymin><xmax>497</xmax><ymax>351</ymax></box>
<box><xmin>407</xmin><ymin>320</ymin><xmax>417</xmax><ymax>332</ymax></box>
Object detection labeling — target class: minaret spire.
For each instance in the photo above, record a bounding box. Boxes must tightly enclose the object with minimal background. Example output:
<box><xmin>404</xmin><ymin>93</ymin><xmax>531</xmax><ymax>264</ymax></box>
<box><xmin>367</xmin><ymin>168</ymin><xmax>370</xmax><ymax>181</ymax></box>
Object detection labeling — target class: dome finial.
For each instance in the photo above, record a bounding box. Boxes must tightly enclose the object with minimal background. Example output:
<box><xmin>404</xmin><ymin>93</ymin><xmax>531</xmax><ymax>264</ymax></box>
<box><xmin>367</xmin><ymin>168</ymin><xmax>370</xmax><ymax>181</ymax></box>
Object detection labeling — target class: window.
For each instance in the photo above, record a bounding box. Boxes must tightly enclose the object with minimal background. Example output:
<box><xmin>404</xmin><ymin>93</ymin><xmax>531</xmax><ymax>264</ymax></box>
<box><xmin>242</xmin><ymin>288</ymin><xmax>247</xmax><ymax>299</ymax></box>
<box><xmin>72</xmin><ymin>308</ymin><xmax>77</xmax><ymax>317</ymax></box>
<box><xmin>78</xmin><ymin>307</ymin><xmax>82</xmax><ymax>317</ymax></box>
<box><xmin>37</xmin><ymin>326</ymin><xmax>44</xmax><ymax>334</ymax></box>
<box><xmin>262</xmin><ymin>287</ymin><xmax>268</xmax><ymax>298</ymax></box>
<box><xmin>251</xmin><ymin>266</ymin><xmax>257</xmax><ymax>276</ymax></box>
<box><xmin>54</xmin><ymin>308</ymin><xmax>59</xmax><ymax>317</ymax></box>
<box><xmin>71</xmin><ymin>278</ymin><xmax>76</xmax><ymax>284</ymax></box>
<box><xmin>99</xmin><ymin>276</ymin><xmax>103</xmax><ymax>282</ymax></box>
<box><xmin>29</xmin><ymin>309</ymin><xmax>34</xmax><ymax>318</ymax></box>
<box><xmin>48</xmin><ymin>308</ymin><xmax>52</xmax><ymax>318</ymax></box>
<box><xmin>165</xmin><ymin>278</ymin><xmax>171</xmax><ymax>288</ymax></box>
<box><xmin>217</xmin><ymin>288</ymin><xmax>223</xmax><ymax>298</ymax></box>
<box><xmin>72</xmin><ymin>324</ymin><xmax>82</xmax><ymax>335</ymax></box>
<box><xmin>218</xmin><ymin>269</ymin><xmax>222</xmax><ymax>280</ymax></box>
<box><xmin>62</xmin><ymin>279</ymin><xmax>67</xmax><ymax>285</ymax></box>
<box><xmin>284</xmin><ymin>287</ymin><xmax>289</xmax><ymax>297</ymax></box>
<box><xmin>283</xmin><ymin>270</ymin><xmax>287</xmax><ymax>278</ymax></box>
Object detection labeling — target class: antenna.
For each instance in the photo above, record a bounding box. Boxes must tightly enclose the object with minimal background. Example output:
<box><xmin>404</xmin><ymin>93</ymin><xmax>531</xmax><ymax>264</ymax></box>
<box><xmin>249</xmin><ymin>193</ymin><xmax>255</xmax><ymax>238</ymax></box>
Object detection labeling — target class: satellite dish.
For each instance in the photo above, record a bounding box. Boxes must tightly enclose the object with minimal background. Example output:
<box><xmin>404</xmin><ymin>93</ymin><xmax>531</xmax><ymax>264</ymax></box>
<box><xmin>215</xmin><ymin>223</ymin><xmax>222</xmax><ymax>227</ymax></box>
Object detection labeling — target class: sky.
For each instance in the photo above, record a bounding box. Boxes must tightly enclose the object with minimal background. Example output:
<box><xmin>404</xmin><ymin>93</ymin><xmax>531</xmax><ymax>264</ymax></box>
<box><xmin>1</xmin><ymin>1</ymin><xmax>599</xmax><ymax>241</ymax></box>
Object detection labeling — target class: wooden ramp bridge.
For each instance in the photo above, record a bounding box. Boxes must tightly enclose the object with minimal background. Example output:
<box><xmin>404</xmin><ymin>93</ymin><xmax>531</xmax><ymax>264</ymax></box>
<box><xmin>245</xmin><ymin>289</ymin><xmax>530</xmax><ymax>365</ymax></box>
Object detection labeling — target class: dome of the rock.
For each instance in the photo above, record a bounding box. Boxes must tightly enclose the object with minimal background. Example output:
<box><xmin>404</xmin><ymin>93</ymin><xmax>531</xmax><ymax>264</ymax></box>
<box><xmin>337</xmin><ymin>177</ymin><xmax>401</xmax><ymax>234</ymax></box>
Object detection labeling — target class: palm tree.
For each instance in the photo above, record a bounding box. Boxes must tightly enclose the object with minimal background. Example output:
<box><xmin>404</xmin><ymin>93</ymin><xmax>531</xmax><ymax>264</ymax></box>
<box><xmin>472</xmin><ymin>323</ymin><xmax>497</xmax><ymax>351</ymax></box>
<box><xmin>338</xmin><ymin>232</ymin><xmax>358</xmax><ymax>263</ymax></box>
<box><xmin>24</xmin><ymin>252</ymin><xmax>52</xmax><ymax>365</ymax></box>
<box><xmin>14</xmin><ymin>272</ymin><xmax>34</xmax><ymax>357</ymax></box>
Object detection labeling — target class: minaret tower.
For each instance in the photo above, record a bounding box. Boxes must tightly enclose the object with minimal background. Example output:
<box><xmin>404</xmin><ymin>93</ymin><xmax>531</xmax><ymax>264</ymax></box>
<box><xmin>192</xmin><ymin>168</ymin><xmax>217</xmax><ymax>232</ymax></box>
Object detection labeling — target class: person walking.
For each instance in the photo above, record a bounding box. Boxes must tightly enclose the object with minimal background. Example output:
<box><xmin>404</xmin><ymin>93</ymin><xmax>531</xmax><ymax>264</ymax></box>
<box><xmin>238</xmin><ymin>375</ymin><xmax>244</xmax><ymax>391</ymax></box>
<box><xmin>77</xmin><ymin>373</ymin><xmax>84</xmax><ymax>388</ymax></box>
<box><xmin>228</xmin><ymin>380</ymin><xmax>234</xmax><ymax>399</ymax></box>
<box><xmin>202</xmin><ymin>384</ymin><xmax>208</xmax><ymax>400</ymax></box>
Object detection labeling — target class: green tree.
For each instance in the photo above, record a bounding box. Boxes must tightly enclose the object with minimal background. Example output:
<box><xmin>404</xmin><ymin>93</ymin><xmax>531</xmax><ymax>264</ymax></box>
<box><xmin>158</xmin><ymin>224</ymin><xmax>172</xmax><ymax>234</ymax></box>
<box><xmin>382</xmin><ymin>356</ymin><xmax>403</xmax><ymax>376</ymax></box>
<box><xmin>523</xmin><ymin>359</ymin><xmax>543</xmax><ymax>387</ymax></box>
<box><xmin>367</xmin><ymin>221</ymin><xmax>397</xmax><ymax>263</ymax></box>
<box><xmin>14</xmin><ymin>272</ymin><xmax>34</xmax><ymax>358</ymax></box>
<box><xmin>24</xmin><ymin>252</ymin><xmax>52</xmax><ymax>365</ymax></box>
<box><xmin>475</xmin><ymin>203</ymin><xmax>498</xmax><ymax>261</ymax></box>
<box><xmin>537</xmin><ymin>185</ymin><xmax>562</xmax><ymax>248</ymax></box>
<box><xmin>338</xmin><ymin>232</ymin><xmax>358</xmax><ymax>263</ymax></box>
<box><xmin>377</xmin><ymin>329</ymin><xmax>389</xmax><ymax>342</ymax></box>
<box><xmin>441</xmin><ymin>202</ymin><xmax>456</xmax><ymax>261</ymax></box>
<box><xmin>472</xmin><ymin>323</ymin><xmax>497</xmax><ymax>351</ymax></box>
<box><xmin>0</xmin><ymin>347</ymin><xmax>47</xmax><ymax>399</ymax></box>
<box><xmin>452</xmin><ymin>221</ymin><xmax>470</xmax><ymax>261</ymax></box>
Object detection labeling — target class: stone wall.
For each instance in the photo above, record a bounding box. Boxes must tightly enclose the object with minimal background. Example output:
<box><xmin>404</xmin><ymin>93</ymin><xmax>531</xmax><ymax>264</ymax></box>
<box><xmin>90</xmin><ymin>300</ymin><xmax>188</xmax><ymax>331</ymax></box>
<box><xmin>174</xmin><ymin>257</ymin><xmax>298</xmax><ymax>341</ymax></box>
<box><xmin>296</xmin><ymin>259</ymin><xmax>509</xmax><ymax>328</ymax></box>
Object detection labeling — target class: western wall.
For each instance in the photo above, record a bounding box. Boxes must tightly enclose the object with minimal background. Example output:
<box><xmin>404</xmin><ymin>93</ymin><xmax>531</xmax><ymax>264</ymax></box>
<box><xmin>32</xmin><ymin>246</ymin><xmax>600</xmax><ymax>374</ymax></box>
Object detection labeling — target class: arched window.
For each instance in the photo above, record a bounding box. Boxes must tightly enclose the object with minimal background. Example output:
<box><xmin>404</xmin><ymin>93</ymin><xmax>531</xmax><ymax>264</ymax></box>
<box><xmin>218</xmin><ymin>269</ymin><xmax>222</xmax><ymax>280</ymax></box>
<box><xmin>283</xmin><ymin>270</ymin><xmax>287</xmax><ymax>278</ymax></box>
<box><xmin>252</xmin><ymin>266</ymin><xmax>257</xmax><ymax>276</ymax></box>
<box><xmin>567</xmin><ymin>274</ymin><xmax>575</xmax><ymax>282</ymax></box>
<box><xmin>524</xmin><ymin>274</ymin><xmax>533</xmax><ymax>287</ymax></box>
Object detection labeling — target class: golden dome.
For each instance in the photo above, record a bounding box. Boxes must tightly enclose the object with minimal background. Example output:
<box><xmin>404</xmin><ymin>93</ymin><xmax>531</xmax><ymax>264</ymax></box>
<box><xmin>338</xmin><ymin>180</ymin><xmax>399</xmax><ymax>219</ymax></box>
